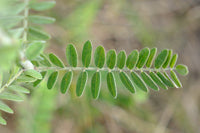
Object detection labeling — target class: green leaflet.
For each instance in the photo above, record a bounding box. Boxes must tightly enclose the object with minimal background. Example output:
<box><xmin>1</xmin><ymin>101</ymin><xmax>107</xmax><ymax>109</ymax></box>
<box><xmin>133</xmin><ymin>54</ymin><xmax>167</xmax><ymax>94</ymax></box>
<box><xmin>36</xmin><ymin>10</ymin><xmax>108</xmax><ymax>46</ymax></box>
<box><xmin>126</xmin><ymin>50</ymin><xmax>139</xmax><ymax>69</ymax></box>
<box><xmin>0</xmin><ymin>115</ymin><xmax>6</xmax><ymax>125</ymax></box>
<box><xmin>154</xmin><ymin>49</ymin><xmax>168</xmax><ymax>69</ymax></box>
<box><xmin>149</xmin><ymin>72</ymin><xmax>168</xmax><ymax>90</ymax></box>
<box><xmin>8</xmin><ymin>85</ymin><xmax>30</xmax><ymax>94</ymax></box>
<box><xmin>28</xmin><ymin>27</ymin><xmax>50</xmax><ymax>40</ymax></box>
<box><xmin>66</xmin><ymin>44</ymin><xmax>78</xmax><ymax>67</ymax></box>
<box><xmin>47</xmin><ymin>71</ymin><xmax>58</xmax><ymax>89</ymax></box>
<box><xmin>76</xmin><ymin>71</ymin><xmax>88</xmax><ymax>97</ymax></box>
<box><xmin>24</xmin><ymin>69</ymin><xmax>42</xmax><ymax>79</ymax></box>
<box><xmin>117</xmin><ymin>50</ymin><xmax>126</xmax><ymax>69</ymax></box>
<box><xmin>136</xmin><ymin>47</ymin><xmax>150</xmax><ymax>68</ymax></box>
<box><xmin>17</xmin><ymin>75</ymin><xmax>37</xmax><ymax>82</ymax></box>
<box><xmin>107</xmin><ymin>72</ymin><xmax>117</xmax><ymax>98</ymax></box>
<box><xmin>0</xmin><ymin>92</ymin><xmax>23</xmax><ymax>102</ymax></box>
<box><xmin>170</xmin><ymin>70</ymin><xmax>182</xmax><ymax>88</ymax></box>
<box><xmin>25</xmin><ymin>41</ymin><xmax>45</xmax><ymax>60</ymax></box>
<box><xmin>49</xmin><ymin>53</ymin><xmax>65</xmax><ymax>68</ymax></box>
<box><xmin>0</xmin><ymin>101</ymin><xmax>13</xmax><ymax>114</ymax></box>
<box><xmin>33</xmin><ymin>71</ymin><xmax>47</xmax><ymax>87</ymax></box>
<box><xmin>146</xmin><ymin>48</ymin><xmax>157</xmax><ymax>68</ymax></box>
<box><xmin>91</xmin><ymin>72</ymin><xmax>101</xmax><ymax>99</ymax></box>
<box><xmin>60</xmin><ymin>71</ymin><xmax>73</xmax><ymax>94</ymax></box>
<box><xmin>40</xmin><ymin>54</ymin><xmax>51</xmax><ymax>67</ymax></box>
<box><xmin>94</xmin><ymin>46</ymin><xmax>105</xmax><ymax>68</ymax></box>
<box><xmin>157</xmin><ymin>72</ymin><xmax>174</xmax><ymax>88</ymax></box>
<box><xmin>106</xmin><ymin>49</ymin><xmax>117</xmax><ymax>69</ymax></box>
<box><xmin>176</xmin><ymin>64</ymin><xmax>189</xmax><ymax>76</ymax></box>
<box><xmin>141</xmin><ymin>72</ymin><xmax>159</xmax><ymax>91</ymax></box>
<box><xmin>119</xmin><ymin>72</ymin><xmax>135</xmax><ymax>93</ymax></box>
<box><xmin>170</xmin><ymin>54</ymin><xmax>178</xmax><ymax>68</ymax></box>
<box><xmin>82</xmin><ymin>40</ymin><xmax>92</xmax><ymax>67</ymax></box>
<box><xmin>162</xmin><ymin>49</ymin><xmax>172</xmax><ymax>68</ymax></box>
<box><xmin>28</xmin><ymin>15</ymin><xmax>55</xmax><ymax>24</ymax></box>
<box><xmin>30</xmin><ymin>1</ymin><xmax>56</xmax><ymax>11</ymax></box>
<box><xmin>131</xmin><ymin>71</ymin><xmax>148</xmax><ymax>92</ymax></box>
<box><xmin>163</xmin><ymin>72</ymin><xmax>177</xmax><ymax>88</ymax></box>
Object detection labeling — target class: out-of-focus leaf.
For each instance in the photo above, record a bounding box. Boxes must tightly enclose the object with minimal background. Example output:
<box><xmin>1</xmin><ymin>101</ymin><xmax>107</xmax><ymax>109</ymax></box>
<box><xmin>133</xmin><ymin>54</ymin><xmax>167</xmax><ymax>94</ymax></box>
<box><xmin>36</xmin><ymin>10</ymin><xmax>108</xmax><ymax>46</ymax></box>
<box><xmin>0</xmin><ymin>115</ymin><xmax>6</xmax><ymax>125</ymax></box>
<box><xmin>131</xmin><ymin>71</ymin><xmax>148</xmax><ymax>92</ymax></box>
<box><xmin>107</xmin><ymin>72</ymin><xmax>117</xmax><ymax>98</ymax></box>
<box><xmin>30</xmin><ymin>1</ymin><xmax>56</xmax><ymax>11</ymax></box>
<box><xmin>94</xmin><ymin>46</ymin><xmax>105</xmax><ymax>68</ymax></box>
<box><xmin>33</xmin><ymin>71</ymin><xmax>46</xmax><ymax>87</ymax></box>
<box><xmin>149</xmin><ymin>72</ymin><xmax>168</xmax><ymax>90</ymax></box>
<box><xmin>141</xmin><ymin>72</ymin><xmax>159</xmax><ymax>91</ymax></box>
<box><xmin>170</xmin><ymin>54</ymin><xmax>178</xmax><ymax>68</ymax></box>
<box><xmin>82</xmin><ymin>40</ymin><xmax>92</xmax><ymax>67</ymax></box>
<box><xmin>154</xmin><ymin>49</ymin><xmax>168</xmax><ymax>69</ymax></box>
<box><xmin>17</xmin><ymin>75</ymin><xmax>37</xmax><ymax>82</ymax></box>
<box><xmin>117</xmin><ymin>50</ymin><xmax>126</xmax><ymax>69</ymax></box>
<box><xmin>0</xmin><ymin>101</ymin><xmax>13</xmax><ymax>114</ymax></box>
<box><xmin>60</xmin><ymin>71</ymin><xmax>73</xmax><ymax>94</ymax></box>
<box><xmin>47</xmin><ymin>71</ymin><xmax>58</xmax><ymax>89</ymax></box>
<box><xmin>0</xmin><ymin>92</ymin><xmax>23</xmax><ymax>102</ymax></box>
<box><xmin>106</xmin><ymin>49</ymin><xmax>117</xmax><ymax>69</ymax></box>
<box><xmin>24</xmin><ymin>69</ymin><xmax>42</xmax><ymax>79</ymax></box>
<box><xmin>0</xmin><ymin>16</ymin><xmax>24</xmax><ymax>28</ymax></box>
<box><xmin>119</xmin><ymin>72</ymin><xmax>135</xmax><ymax>93</ymax></box>
<box><xmin>126</xmin><ymin>50</ymin><xmax>139</xmax><ymax>69</ymax></box>
<box><xmin>76</xmin><ymin>71</ymin><xmax>88</xmax><ymax>97</ymax></box>
<box><xmin>28</xmin><ymin>27</ymin><xmax>50</xmax><ymax>40</ymax></box>
<box><xmin>136</xmin><ymin>47</ymin><xmax>150</xmax><ymax>68</ymax></box>
<box><xmin>66</xmin><ymin>44</ymin><xmax>78</xmax><ymax>67</ymax></box>
<box><xmin>146</xmin><ymin>48</ymin><xmax>157</xmax><ymax>68</ymax></box>
<box><xmin>29</xmin><ymin>15</ymin><xmax>55</xmax><ymax>24</ymax></box>
<box><xmin>176</xmin><ymin>64</ymin><xmax>189</xmax><ymax>76</ymax></box>
<box><xmin>91</xmin><ymin>71</ymin><xmax>101</xmax><ymax>99</ymax></box>
<box><xmin>162</xmin><ymin>49</ymin><xmax>172</xmax><ymax>68</ymax></box>
<box><xmin>49</xmin><ymin>53</ymin><xmax>64</xmax><ymax>68</ymax></box>
<box><xmin>8</xmin><ymin>85</ymin><xmax>30</xmax><ymax>94</ymax></box>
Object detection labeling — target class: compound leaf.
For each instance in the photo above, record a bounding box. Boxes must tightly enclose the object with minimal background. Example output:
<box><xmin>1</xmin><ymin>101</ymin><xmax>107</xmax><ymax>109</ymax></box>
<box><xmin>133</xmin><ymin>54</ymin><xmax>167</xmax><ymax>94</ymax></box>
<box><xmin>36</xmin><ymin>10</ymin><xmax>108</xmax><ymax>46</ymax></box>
<box><xmin>107</xmin><ymin>72</ymin><xmax>117</xmax><ymax>98</ymax></box>
<box><xmin>76</xmin><ymin>71</ymin><xmax>88</xmax><ymax>97</ymax></box>
<box><xmin>117</xmin><ymin>50</ymin><xmax>126</xmax><ymax>69</ymax></box>
<box><xmin>136</xmin><ymin>47</ymin><xmax>150</xmax><ymax>68</ymax></box>
<box><xmin>106</xmin><ymin>49</ymin><xmax>117</xmax><ymax>69</ymax></box>
<box><xmin>82</xmin><ymin>40</ymin><xmax>92</xmax><ymax>67</ymax></box>
<box><xmin>66</xmin><ymin>44</ymin><xmax>78</xmax><ymax>67</ymax></box>
<box><xmin>94</xmin><ymin>46</ymin><xmax>105</xmax><ymax>68</ymax></box>
<box><xmin>49</xmin><ymin>53</ymin><xmax>65</xmax><ymax>68</ymax></box>
<box><xmin>47</xmin><ymin>71</ymin><xmax>58</xmax><ymax>89</ymax></box>
<box><xmin>60</xmin><ymin>71</ymin><xmax>73</xmax><ymax>94</ymax></box>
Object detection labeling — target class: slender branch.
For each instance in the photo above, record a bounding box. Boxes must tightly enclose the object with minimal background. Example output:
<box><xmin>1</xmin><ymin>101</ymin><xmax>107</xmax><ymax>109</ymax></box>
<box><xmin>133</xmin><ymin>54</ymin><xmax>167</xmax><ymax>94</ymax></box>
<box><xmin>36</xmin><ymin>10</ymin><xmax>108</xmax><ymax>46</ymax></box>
<box><xmin>22</xmin><ymin>0</ymin><xmax>29</xmax><ymax>49</ymax></box>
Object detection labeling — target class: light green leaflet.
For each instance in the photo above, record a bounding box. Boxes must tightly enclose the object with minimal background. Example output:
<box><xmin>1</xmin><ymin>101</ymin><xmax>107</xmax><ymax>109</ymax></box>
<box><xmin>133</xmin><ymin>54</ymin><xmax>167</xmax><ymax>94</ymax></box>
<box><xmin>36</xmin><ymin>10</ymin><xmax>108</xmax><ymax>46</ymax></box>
<box><xmin>157</xmin><ymin>72</ymin><xmax>174</xmax><ymax>88</ymax></box>
<box><xmin>8</xmin><ymin>85</ymin><xmax>30</xmax><ymax>94</ymax></box>
<box><xmin>170</xmin><ymin>70</ymin><xmax>182</xmax><ymax>88</ymax></box>
<box><xmin>49</xmin><ymin>53</ymin><xmax>65</xmax><ymax>68</ymax></box>
<box><xmin>0</xmin><ymin>115</ymin><xmax>6</xmax><ymax>125</ymax></box>
<box><xmin>94</xmin><ymin>46</ymin><xmax>105</xmax><ymax>68</ymax></box>
<box><xmin>24</xmin><ymin>69</ymin><xmax>42</xmax><ymax>79</ymax></box>
<box><xmin>117</xmin><ymin>50</ymin><xmax>126</xmax><ymax>69</ymax></box>
<box><xmin>60</xmin><ymin>71</ymin><xmax>73</xmax><ymax>94</ymax></box>
<box><xmin>162</xmin><ymin>49</ymin><xmax>172</xmax><ymax>68</ymax></box>
<box><xmin>141</xmin><ymin>72</ymin><xmax>159</xmax><ymax>91</ymax></box>
<box><xmin>131</xmin><ymin>71</ymin><xmax>148</xmax><ymax>92</ymax></box>
<box><xmin>82</xmin><ymin>40</ymin><xmax>92</xmax><ymax>67</ymax></box>
<box><xmin>126</xmin><ymin>50</ymin><xmax>139</xmax><ymax>69</ymax></box>
<box><xmin>136</xmin><ymin>47</ymin><xmax>150</xmax><ymax>68</ymax></box>
<box><xmin>91</xmin><ymin>72</ymin><xmax>101</xmax><ymax>99</ymax></box>
<box><xmin>107</xmin><ymin>72</ymin><xmax>117</xmax><ymax>98</ymax></box>
<box><xmin>0</xmin><ymin>92</ymin><xmax>23</xmax><ymax>102</ymax></box>
<box><xmin>33</xmin><ymin>71</ymin><xmax>47</xmax><ymax>87</ymax></box>
<box><xmin>146</xmin><ymin>48</ymin><xmax>157</xmax><ymax>68</ymax></box>
<box><xmin>30</xmin><ymin>1</ymin><xmax>56</xmax><ymax>11</ymax></box>
<box><xmin>17</xmin><ymin>75</ymin><xmax>37</xmax><ymax>82</ymax></box>
<box><xmin>154</xmin><ymin>49</ymin><xmax>168</xmax><ymax>69</ymax></box>
<box><xmin>119</xmin><ymin>72</ymin><xmax>135</xmax><ymax>93</ymax></box>
<box><xmin>66</xmin><ymin>44</ymin><xmax>78</xmax><ymax>67</ymax></box>
<box><xmin>28</xmin><ymin>27</ymin><xmax>50</xmax><ymax>40</ymax></box>
<box><xmin>0</xmin><ymin>101</ymin><xmax>14</xmax><ymax>114</ymax></box>
<box><xmin>149</xmin><ymin>72</ymin><xmax>168</xmax><ymax>90</ymax></box>
<box><xmin>29</xmin><ymin>15</ymin><xmax>55</xmax><ymax>24</ymax></box>
<box><xmin>47</xmin><ymin>71</ymin><xmax>58</xmax><ymax>89</ymax></box>
<box><xmin>76</xmin><ymin>71</ymin><xmax>88</xmax><ymax>97</ymax></box>
<box><xmin>106</xmin><ymin>49</ymin><xmax>117</xmax><ymax>69</ymax></box>
<box><xmin>40</xmin><ymin>54</ymin><xmax>51</xmax><ymax>67</ymax></box>
<box><xmin>170</xmin><ymin>54</ymin><xmax>178</xmax><ymax>68</ymax></box>
<box><xmin>25</xmin><ymin>41</ymin><xmax>45</xmax><ymax>60</ymax></box>
<box><xmin>176</xmin><ymin>64</ymin><xmax>189</xmax><ymax>76</ymax></box>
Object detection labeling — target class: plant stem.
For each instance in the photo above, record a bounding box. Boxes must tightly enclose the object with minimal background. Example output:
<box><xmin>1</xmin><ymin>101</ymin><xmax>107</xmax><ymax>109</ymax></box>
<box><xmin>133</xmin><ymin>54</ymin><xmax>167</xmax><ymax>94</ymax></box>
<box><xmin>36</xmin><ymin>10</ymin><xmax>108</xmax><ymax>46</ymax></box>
<box><xmin>22</xmin><ymin>0</ymin><xmax>29</xmax><ymax>49</ymax></box>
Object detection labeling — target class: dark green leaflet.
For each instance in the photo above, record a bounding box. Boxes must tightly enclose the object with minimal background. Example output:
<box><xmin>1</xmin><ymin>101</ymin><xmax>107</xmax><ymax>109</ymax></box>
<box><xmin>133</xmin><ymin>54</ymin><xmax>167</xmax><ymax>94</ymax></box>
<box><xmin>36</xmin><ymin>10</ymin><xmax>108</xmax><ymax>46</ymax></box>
<box><xmin>106</xmin><ymin>49</ymin><xmax>117</xmax><ymax>69</ymax></box>
<box><xmin>141</xmin><ymin>72</ymin><xmax>159</xmax><ymax>91</ymax></box>
<box><xmin>176</xmin><ymin>64</ymin><xmax>189</xmax><ymax>76</ymax></box>
<box><xmin>76</xmin><ymin>71</ymin><xmax>88</xmax><ymax>97</ymax></box>
<box><xmin>170</xmin><ymin>70</ymin><xmax>182</xmax><ymax>88</ymax></box>
<box><xmin>162</xmin><ymin>49</ymin><xmax>172</xmax><ymax>68</ymax></box>
<box><xmin>126</xmin><ymin>50</ymin><xmax>139</xmax><ymax>69</ymax></box>
<box><xmin>82</xmin><ymin>40</ymin><xmax>92</xmax><ymax>67</ymax></box>
<box><xmin>49</xmin><ymin>53</ymin><xmax>65</xmax><ymax>68</ymax></box>
<box><xmin>8</xmin><ymin>85</ymin><xmax>30</xmax><ymax>94</ymax></box>
<box><xmin>40</xmin><ymin>54</ymin><xmax>51</xmax><ymax>67</ymax></box>
<box><xmin>107</xmin><ymin>72</ymin><xmax>117</xmax><ymax>98</ymax></box>
<box><xmin>131</xmin><ymin>71</ymin><xmax>148</xmax><ymax>92</ymax></box>
<box><xmin>136</xmin><ymin>47</ymin><xmax>150</xmax><ymax>68</ymax></box>
<box><xmin>24</xmin><ymin>69</ymin><xmax>42</xmax><ymax>79</ymax></box>
<box><xmin>146</xmin><ymin>48</ymin><xmax>157</xmax><ymax>68</ymax></box>
<box><xmin>154</xmin><ymin>49</ymin><xmax>168</xmax><ymax>69</ymax></box>
<box><xmin>149</xmin><ymin>72</ymin><xmax>168</xmax><ymax>90</ymax></box>
<box><xmin>60</xmin><ymin>71</ymin><xmax>73</xmax><ymax>94</ymax></box>
<box><xmin>66</xmin><ymin>44</ymin><xmax>78</xmax><ymax>67</ymax></box>
<box><xmin>28</xmin><ymin>27</ymin><xmax>50</xmax><ymax>40</ymax></box>
<box><xmin>157</xmin><ymin>72</ymin><xmax>174</xmax><ymax>88</ymax></box>
<box><xmin>47</xmin><ymin>71</ymin><xmax>58</xmax><ymax>89</ymax></box>
<box><xmin>117</xmin><ymin>50</ymin><xmax>126</xmax><ymax>69</ymax></box>
<box><xmin>94</xmin><ymin>46</ymin><xmax>105</xmax><ymax>68</ymax></box>
<box><xmin>91</xmin><ymin>72</ymin><xmax>101</xmax><ymax>99</ymax></box>
<box><xmin>163</xmin><ymin>72</ymin><xmax>177</xmax><ymax>88</ymax></box>
<box><xmin>33</xmin><ymin>71</ymin><xmax>47</xmax><ymax>87</ymax></box>
<box><xmin>170</xmin><ymin>54</ymin><xmax>178</xmax><ymax>68</ymax></box>
<box><xmin>119</xmin><ymin>72</ymin><xmax>135</xmax><ymax>93</ymax></box>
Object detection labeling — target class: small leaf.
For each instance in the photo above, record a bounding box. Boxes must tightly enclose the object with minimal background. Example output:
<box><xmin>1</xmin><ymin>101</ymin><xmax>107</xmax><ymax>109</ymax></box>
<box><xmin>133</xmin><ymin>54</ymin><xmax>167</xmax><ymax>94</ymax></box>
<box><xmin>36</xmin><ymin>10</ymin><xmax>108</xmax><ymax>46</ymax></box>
<box><xmin>141</xmin><ymin>72</ymin><xmax>159</xmax><ymax>91</ymax></box>
<box><xmin>76</xmin><ymin>71</ymin><xmax>88</xmax><ymax>97</ymax></box>
<box><xmin>94</xmin><ymin>46</ymin><xmax>105</xmax><ymax>68</ymax></box>
<box><xmin>28</xmin><ymin>27</ymin><xmax>50</xmax><ymax>40</ymax></box>
<box><xmin>17</xmin><ymin>75</ymin><xmax>37</xmax><ymax>82</ymax></box>
<box><xmin>176</xmin><ymin>64</ymin><xmax>189</xmax><ymax>76</ymax></box>
<box><xmin>119</xmin><ymin>72</ymin><xmax>135</xmax><ymax>93</ymax></box>
<box><xmin>33</xmin><ymin>71</ymin><xmax>46</xmax><ymax>87</ymax></box>
<box><xmin>30</xmin><ymin>1</ymin><xmax>56</xmax><ymax>11</ymax></box>
<box><xmin>60</xmin><ymin>71</ymin><xmax>73</xmax><ymax>94</ymax></box>
<box><xmin>131</xmin><ymin>72</ymin><xmax>148</xmax><ymax>92</ymax></box>
<box><xmin>106</xmin><ymin>49</ymin><xmax>117</xmax><ymax>69</ymax></box>
<box><xmin>146</xmin><ymin>48</ymin><xmax>157</xmax><ymax>68</ymax></box>
<box><xmin>82</xmin><ymin>40</ymin><xmax>92</xmax><ymax>67</ymax></box>
<box><xmin>29</xmin><ymin>15</ymin><xmax>55</xmax><ymax>24</ymax></box>
<box><xmin>126</xmin><ymin>50</ymin><xmax>139</xmax><ymax>69</ymax></box>
<box><xmin>149</xmin><ymin>72</ymin><xmax>168</xmax><ymax>90</ymax></box>
<box><xmin>40</xmin><ymin>54</ymin><xmax>51</xmax><ymax>67</ymax></box>
<box><xmin>91</xmin><ymin>72</ymin><xmax>101</xmax><ymax>99</ymax></box>
<box><xmin>107</xmin><ymin>72</ymin><xmax>117</xmax><ymax>98</ymax></box>
<box><xmin>170</xmin><ymin>70</ymin><xmax>182</xmax><ymax>88</ymax></box>
<box><xmin>157</xmin><ymin>72</ymin><xmax>174</xmax><ymax>88</ymax></box>
<box><xmin>0</xmin><ymin>101</ymin><xmax>14</xmax><ymax>114</ymax></box>
<box><xmin>47</xmin><ymin>71</ymin><xmax>58</xmax><ymax>89</ymax></box>
<box><xmin>49</xmin><ymin>53</ymin><xmax>65</xmax><ymax>68</ymax></box>
<box><xmin>117</xmin><ymin>50</ymin><xmax>126</xmax><ymax>69</ymax></box>
<box><xmin>66</xmin><ymin>44</ymin><xmax>78</xmax><ymax>67</ymax></box>
<box><xmin>170</xmin><ymin>54</ymin><xmax>178</xmax><ymax>68</ymax></box>
<box><xmin>136</xmin><ymin>47</ymin><xmax>150</xmax><ymax>68</ymax></box>
<box><xmin>162</xmin><ymin>49</ymin><xmax>172</xmax><ymax>68</ymax></box>
<box><xmin>0</xmin><ymin>115</ymin><xmax>6</xmax><ymax>125</ymax></box>
<box><xmin>154</xmin><ymin>49</ymin><xmax>168</xmax><ymax>69</ymax></box>
<box><xmin>8</xmin><ymin>85</ymin><xmax>30</xmax><ymax>94</ymax></box>
<box><xmin>24</xmin><ymin>69</ymin><xmax>42</xmax><ymax>79</ymax></box>
<box><xmin>0</xmin><ymin>92</ymin><xmax>23</xmax><ymax>102</ymax></box>
<box><xmin>163</xmin><ymin>72</ymin><xmax>177</xmax><ymax>88</ymax></box>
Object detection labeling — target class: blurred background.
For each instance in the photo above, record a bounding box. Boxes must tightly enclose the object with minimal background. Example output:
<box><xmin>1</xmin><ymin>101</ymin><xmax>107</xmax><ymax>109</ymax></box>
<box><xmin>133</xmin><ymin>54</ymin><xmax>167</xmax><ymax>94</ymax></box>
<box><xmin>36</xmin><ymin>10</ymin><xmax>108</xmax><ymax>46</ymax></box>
<box><xmin>0</xmin><ymin>0</ymin><xmax>200</xmax><ymax>133</ymax></box>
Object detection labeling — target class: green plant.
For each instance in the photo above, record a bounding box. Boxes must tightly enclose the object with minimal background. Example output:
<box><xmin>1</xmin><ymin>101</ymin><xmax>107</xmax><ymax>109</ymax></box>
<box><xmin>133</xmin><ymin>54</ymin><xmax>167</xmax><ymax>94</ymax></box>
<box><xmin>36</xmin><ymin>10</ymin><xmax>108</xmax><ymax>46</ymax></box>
<box><xmin>0</xmin><ymin>0</ymin><xmax>188</xmax><ymax>125</ymax></box>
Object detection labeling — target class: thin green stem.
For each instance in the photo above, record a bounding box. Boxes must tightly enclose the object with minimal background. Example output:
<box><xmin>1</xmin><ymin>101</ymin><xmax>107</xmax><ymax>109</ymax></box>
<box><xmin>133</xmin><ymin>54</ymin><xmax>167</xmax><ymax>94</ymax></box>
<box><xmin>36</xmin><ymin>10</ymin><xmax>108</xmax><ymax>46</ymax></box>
<box><xmin>22</xmin><ymin>0</ymin><xmax>29</xmax><ymax>49</ymax></box>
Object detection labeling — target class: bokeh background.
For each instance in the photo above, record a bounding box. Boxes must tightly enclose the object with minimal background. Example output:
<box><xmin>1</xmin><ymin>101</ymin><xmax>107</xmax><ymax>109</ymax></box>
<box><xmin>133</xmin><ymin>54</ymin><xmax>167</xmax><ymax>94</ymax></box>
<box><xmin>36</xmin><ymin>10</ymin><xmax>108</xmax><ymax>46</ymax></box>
<box><xmin>0</xmin><ymin>0</ymin><xmax>200</xmax><ymax>133</ymax></box>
